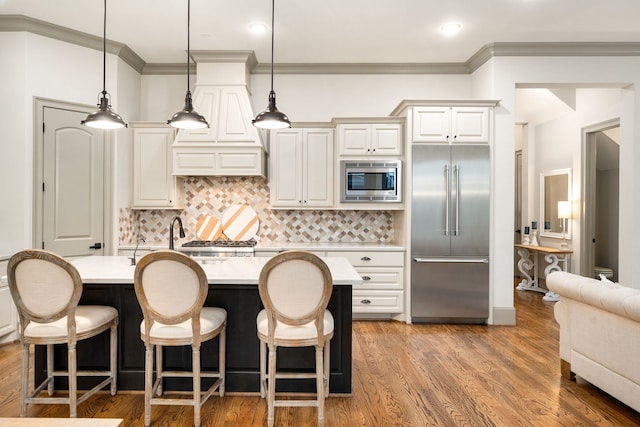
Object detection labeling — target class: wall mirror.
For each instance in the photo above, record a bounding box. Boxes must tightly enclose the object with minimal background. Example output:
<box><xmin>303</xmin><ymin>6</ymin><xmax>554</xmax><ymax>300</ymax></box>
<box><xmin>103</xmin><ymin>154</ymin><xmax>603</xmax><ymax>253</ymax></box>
<box><xmin>540</xmin><ymin>168</ymin><xmax>572</xmax><ymax>239</ymax></box>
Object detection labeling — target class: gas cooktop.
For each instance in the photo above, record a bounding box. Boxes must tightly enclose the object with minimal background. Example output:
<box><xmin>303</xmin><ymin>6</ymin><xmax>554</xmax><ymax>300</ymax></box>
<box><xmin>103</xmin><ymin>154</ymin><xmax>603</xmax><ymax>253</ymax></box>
<box><xmin>177</xmin><ymin>239</ymin><xmax>257</xmax><ymax>257</ymax></box>
<box><xmin>181</xmin><ymin>239</ymin><xmax>257</xmax><ymax>248</ymax></box>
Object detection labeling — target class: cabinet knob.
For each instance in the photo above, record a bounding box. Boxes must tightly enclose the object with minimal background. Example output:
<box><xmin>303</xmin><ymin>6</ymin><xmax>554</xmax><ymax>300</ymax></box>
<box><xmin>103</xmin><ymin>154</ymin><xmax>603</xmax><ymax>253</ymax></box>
<box><xmin>361</xmin><ymin>256</ymin><xmax>371</xmax><ymax>261</ymax></box>
<box><xmin>360</xmin><ymin>299</ymin><xmax>372</xmax><ymax>304</ymax></box>
<box><xmin>362</xmin><ymin>276</ymin><xmax>371</xmax><ymax>281</ymax></box>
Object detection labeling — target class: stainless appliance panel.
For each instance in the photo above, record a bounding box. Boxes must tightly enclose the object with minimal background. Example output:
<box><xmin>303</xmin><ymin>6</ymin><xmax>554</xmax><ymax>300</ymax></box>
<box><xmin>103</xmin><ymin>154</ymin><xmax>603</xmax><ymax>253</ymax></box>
<box><xmin>450</xmin><ymin>145</ymin><xmax>490</xmax><ymax>256</ymax></box>
<box><xmin>340</xmin><ymin>160</ymin><xmax>402</xmax><ymax>202</ymax></box>
<box><xmin>411</xmin><ymin>145</ymin><xmax>451</xmax><ymax>256</ymax></box>
<box><xmin>411</xmin><ymin>258</ymin><xmax>489</xmax><ymax>320</ymax></box>
<box><xmin>411</xmin><ymin>144</ymin><xmax>490</xmax><ymax>322</ymax></box>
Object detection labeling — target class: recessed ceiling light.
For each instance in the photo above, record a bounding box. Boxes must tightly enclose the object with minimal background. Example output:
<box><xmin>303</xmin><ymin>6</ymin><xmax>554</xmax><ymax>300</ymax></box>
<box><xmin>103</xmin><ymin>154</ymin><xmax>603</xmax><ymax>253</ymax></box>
<box><xmin>249</xmin><ymin>22</ymin><xmax>268</xmax><ymax>34</ymax></box>
<box><xmin>440</xmin><ymin>23</ymin><xmax>462</xmax><ymax>35</ymax></box>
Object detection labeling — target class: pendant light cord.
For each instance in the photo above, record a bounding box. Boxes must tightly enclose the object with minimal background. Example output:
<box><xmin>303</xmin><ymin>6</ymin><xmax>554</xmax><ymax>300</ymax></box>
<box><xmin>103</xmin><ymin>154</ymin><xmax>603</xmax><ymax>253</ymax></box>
<box><xmin>270</xmin><ymin>0</ymin><xmax>275</xmax><ymax>92</ymax></box>
<box><xmin>187</xmin><ymin>0</ymin><xmax>191</xmax><ymax>92</ymax></box>
<box><xmin>102</xmin><ymin>0</ymin><xmax>107</xmax><ymax>95</ymax></box>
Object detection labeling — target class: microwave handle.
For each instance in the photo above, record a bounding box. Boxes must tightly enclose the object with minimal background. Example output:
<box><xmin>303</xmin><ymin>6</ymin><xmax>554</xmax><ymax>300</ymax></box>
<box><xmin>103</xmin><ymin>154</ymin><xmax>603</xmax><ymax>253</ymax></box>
<box><xmin>444</xmin><ymin>164</ymin><xmax>450</xmax><ymax>236</ymax></box>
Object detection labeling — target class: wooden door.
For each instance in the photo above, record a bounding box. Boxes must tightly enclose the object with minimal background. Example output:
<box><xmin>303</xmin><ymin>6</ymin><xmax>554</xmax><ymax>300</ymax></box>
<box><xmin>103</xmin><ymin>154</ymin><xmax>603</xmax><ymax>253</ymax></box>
<box><xmin>42</xmin><ymin>107</ymin><xmax>105</xmax><ymax>256</ymax></box>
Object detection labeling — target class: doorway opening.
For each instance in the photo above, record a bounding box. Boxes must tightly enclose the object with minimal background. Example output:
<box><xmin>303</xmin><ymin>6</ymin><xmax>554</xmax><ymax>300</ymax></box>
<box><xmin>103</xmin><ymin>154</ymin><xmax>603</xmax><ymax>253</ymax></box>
<box><xmin>581</xmin><ymin>121</ymin><xmax>620</xmax><ymax>281</ymax></box>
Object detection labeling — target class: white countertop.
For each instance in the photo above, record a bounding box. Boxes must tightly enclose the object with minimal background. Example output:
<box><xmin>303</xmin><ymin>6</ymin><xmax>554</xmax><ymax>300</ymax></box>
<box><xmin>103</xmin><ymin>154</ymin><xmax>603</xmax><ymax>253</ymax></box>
<box><xmin>70</xmin><ymin>256</ymin><xmax>362</xmax><ymax>286</ymax></box>
<box><xmin>119</xmin><ymin>242</ymin><xmax>405</xmax><ymax>252</ymax></box>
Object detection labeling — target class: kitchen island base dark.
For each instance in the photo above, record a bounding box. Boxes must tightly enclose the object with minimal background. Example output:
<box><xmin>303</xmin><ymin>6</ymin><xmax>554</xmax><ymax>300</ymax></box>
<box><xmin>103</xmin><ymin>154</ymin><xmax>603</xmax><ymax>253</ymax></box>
<box><xmin>35</xmin><ymin>283</ymin><xmax>352</xmax><ymax>394</ymax></box>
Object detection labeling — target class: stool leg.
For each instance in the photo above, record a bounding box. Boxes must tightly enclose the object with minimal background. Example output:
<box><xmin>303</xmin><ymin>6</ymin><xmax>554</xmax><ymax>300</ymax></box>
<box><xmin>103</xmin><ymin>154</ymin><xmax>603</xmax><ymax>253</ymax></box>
<box><xmin>20</xmin><ymin>341</ymin><xmax>29</xmax><ymax>417</ymax></box>
<box><xmin>144</xmin><ymin>344</ymin><xmax>153</xmax><ymax>427</ymax></box>
<box><xmin>324</xmin><ymin>340</ymin><xmax>330</xmax><ymax>398</ymax></box>
<box><xmin>156</xmin><ymin>345</ymin><xmax>163</xmax><ymax>396</ymax></box>
<box><xmin>68</xmin><ymin>342</ymin><xmax>77</xmax><ymax>418</ymax></box>
<box><xmin>110</xmin><ymin>322</ymin><xmax>118</xmax><ymax>395</ymax></box>
<box><xmin>267</xmin><ymin>345</ymin><xmax>276</xmax><ymax>427</ymax></box>
<box><xmin>46</xmin><ymin>343</ymin><xmax>54</xmax><ymax>396</ymax></box>
<box><xmin>193</xmin><ymin>345</ymin><xmax>201</xmax><ymax>427</ymax></box>
<box><xmin>219</xmin><ymin>326</ymin><xmax>226</xmax><ymax>397</ymax></box>
<box><xmin>259</xmin><ymin>340</ymin><xmax>266</xmax><ymax>398</ymax></box>
<box><xmin>316</xmin><ymin>345</ymin><xmax>324</xmax><ymax>427</ymax></box>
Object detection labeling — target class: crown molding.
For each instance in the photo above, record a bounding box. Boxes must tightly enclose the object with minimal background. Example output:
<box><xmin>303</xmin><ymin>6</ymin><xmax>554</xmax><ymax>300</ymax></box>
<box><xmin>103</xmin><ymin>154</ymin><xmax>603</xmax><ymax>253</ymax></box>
<box><xmin>253</xmin><ymin>62</ymin><xmax>470</xmax><ymax>75</ymax></box>
<box><xmin>0</xmin><ymin>15</ymin><xmax>145</xmax><ymax>73</ymax></box>
<box><xmin>4</xmin><ymin>15</ymin><xmax>640</xmax><ymax>76</ymax></box>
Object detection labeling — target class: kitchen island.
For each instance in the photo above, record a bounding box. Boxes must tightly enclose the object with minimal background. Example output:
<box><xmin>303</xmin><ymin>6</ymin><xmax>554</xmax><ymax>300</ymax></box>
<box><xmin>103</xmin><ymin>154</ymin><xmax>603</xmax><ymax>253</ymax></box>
<box><xmin>34</xmin><ymin>256</ymin><xmax>360</xmax><ymax>394</ymax></box>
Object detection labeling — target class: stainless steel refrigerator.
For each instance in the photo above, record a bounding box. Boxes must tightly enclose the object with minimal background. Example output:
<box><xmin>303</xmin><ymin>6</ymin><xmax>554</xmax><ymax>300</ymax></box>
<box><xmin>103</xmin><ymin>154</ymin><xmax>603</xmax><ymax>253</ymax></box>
<box><xmin>411</xmin><ymin>144</ymin><xmax>490</xmax><ymax>323</ymax></box>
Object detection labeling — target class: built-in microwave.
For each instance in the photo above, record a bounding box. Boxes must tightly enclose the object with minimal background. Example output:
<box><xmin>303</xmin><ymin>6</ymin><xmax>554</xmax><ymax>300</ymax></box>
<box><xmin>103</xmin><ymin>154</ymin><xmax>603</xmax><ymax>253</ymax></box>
<box><xmin>340</xmin><ymin>160</ymin><xmax>402</xmax><ymax>203</ymax></box>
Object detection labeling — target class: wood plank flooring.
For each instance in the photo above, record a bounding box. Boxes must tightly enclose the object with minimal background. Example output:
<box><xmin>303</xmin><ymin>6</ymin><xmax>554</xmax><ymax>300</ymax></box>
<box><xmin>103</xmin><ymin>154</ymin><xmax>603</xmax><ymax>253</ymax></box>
<box><xmin>1</xmin><ymin>286</ymin><xmax>639</xmax><ymax>426</ymax></box>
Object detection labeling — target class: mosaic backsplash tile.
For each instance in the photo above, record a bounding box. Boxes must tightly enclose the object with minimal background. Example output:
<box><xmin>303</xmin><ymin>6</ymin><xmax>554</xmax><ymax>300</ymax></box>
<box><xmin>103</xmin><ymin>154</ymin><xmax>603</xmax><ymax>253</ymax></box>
<box><xmin>119</xmin><ymin>176</ymin><xmax>394</xmax><ymax>245</ymax></box>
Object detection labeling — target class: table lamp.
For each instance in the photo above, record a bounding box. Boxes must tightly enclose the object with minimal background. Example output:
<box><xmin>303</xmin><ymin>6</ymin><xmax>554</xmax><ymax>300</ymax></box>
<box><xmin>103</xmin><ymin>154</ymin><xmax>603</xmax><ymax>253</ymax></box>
<box><xmin>557</xmin><ymin>201</ymin><xmax>571</xmax><ymax>249</ymax></box>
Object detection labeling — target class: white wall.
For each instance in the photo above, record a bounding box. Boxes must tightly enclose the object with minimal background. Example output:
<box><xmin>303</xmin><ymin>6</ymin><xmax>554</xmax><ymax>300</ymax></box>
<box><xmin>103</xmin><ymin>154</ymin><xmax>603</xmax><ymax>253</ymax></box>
<box><xmin>0</xmin><ymin>32</ymin><xmax>138</xmax><ymax>255</ymax></box>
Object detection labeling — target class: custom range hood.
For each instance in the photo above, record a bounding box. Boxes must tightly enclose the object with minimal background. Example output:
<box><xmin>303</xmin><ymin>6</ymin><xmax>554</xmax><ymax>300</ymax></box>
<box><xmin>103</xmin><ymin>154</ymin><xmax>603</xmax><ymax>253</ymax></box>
<box><xmin>172</xmin><ymin>51</ymin><xmax>266</xmax><ymax>176</ymax></box>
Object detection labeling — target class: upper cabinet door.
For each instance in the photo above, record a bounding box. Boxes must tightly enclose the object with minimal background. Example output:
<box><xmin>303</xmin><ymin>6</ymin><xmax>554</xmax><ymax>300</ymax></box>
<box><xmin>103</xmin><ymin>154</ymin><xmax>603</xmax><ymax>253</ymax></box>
<box><xmin>371</xmin><ymin>124</ymin><xmax>403</xmax><ymax>155</ymax></box>
<box><xmin>412</xmin><ymin>107</ymin><xmax>451</xmax><ymax>142</ymax></box>
<box><xmin>270</xmin><ymin>129</ymin><xmax>303</xmax><ymax>207</ymax></box>
<box><xmin>303</xmin><ymin>129</ymin><xmax>334</xmax><ymax>207</ymax></box>
<box><xmin>451</xmin><ymin>107</ymin><xmax>490</xmax><ymax>143</ymax></box>
<box><xmin>132</xmin><ymin>123</ymin><xmax>182</xmax><ymax>209</ymax></box>
<box><xmin>338</xmin><ymin>124</ymin><xmax>370</xmax><ymax>155</ymax></box>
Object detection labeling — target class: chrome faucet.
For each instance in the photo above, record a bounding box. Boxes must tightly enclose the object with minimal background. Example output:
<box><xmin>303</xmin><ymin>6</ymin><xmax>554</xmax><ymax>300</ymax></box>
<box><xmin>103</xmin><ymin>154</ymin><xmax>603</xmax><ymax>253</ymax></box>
<box><xmin>169</xmin><ymin>216</ymin><xmax>186</xmax><ymax>250</ymax></box>
<box><xmin>130</xmin><ymin>237</ymin><xmax>146</xmax><ymax>266</ymax></box>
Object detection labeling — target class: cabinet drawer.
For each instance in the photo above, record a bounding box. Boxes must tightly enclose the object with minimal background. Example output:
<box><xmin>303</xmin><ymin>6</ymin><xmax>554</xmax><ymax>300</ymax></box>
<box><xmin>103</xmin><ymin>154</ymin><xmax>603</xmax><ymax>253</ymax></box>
<box><xmin>331</xmin><ymin>251</ymin><xmax>404</xmax><ymax>267</ymax></box>
<box><xmin>355</xmin><ymin>268</ymin><xmax>403</xmax><ymax>290</ymax></box>
<box><xmin>352</xmin><ymin>290</ymin><xmax>404</xmax><ymax>313</ymax></box>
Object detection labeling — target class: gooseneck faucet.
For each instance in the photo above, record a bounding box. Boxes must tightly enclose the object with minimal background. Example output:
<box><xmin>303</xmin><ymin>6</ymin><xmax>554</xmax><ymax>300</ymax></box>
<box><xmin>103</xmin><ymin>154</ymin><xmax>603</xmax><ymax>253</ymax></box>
<box><xmin>130</xmin><ymin>237</ymin><xmax>146</xmax><ymax>266</ymax></box>
<box><xmin>169</xmin><ymin>216</ymin><xmax>186</xmax><ymax>250</ymax></box>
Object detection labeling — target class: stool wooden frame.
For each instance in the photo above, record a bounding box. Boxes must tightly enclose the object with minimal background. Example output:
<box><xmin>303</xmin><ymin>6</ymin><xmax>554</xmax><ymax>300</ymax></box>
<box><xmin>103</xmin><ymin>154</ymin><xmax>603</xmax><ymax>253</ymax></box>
<box><xmin>257</xmin><ymin>250</ymin><xmax>334</xmax><ymax>427</ymax></box>
<box><xmin>134</xmin><ymin>250</ymin><xmax>226</xmax><ymax>427</ymax></box>
<box><xmin>7</xmin><ymin>249</ymin><xmax>118</xmax><ymax>417</ymax></box>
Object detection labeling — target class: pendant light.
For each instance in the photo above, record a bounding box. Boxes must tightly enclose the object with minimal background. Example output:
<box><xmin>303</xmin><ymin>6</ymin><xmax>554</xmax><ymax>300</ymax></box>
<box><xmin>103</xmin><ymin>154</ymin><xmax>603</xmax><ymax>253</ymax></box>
<box><xmin>252</xmin><ymin>0</ymin><xmax>291</xmax><ymax>129</ymax></box>
<box><xmin>81</xmin><ymin>0</ymin><xmax>127</xmax><ymax>129</ymax></box>
<box><xmin>168</xmin><ymin>0</ymin><xmax>209</xmax><ymax>129</ymax></box>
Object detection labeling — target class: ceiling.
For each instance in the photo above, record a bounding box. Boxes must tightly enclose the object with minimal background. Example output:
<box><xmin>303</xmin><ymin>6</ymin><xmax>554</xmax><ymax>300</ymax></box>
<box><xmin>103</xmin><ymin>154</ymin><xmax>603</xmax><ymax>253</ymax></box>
<box><xmin>3</xmin><ymin>0</ymin><xmax>640</xmax><ymax>65</ymax></box>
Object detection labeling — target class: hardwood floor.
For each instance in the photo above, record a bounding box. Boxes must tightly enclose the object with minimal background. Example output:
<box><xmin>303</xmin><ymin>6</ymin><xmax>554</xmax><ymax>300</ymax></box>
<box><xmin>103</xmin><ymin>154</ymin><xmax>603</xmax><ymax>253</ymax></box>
<box><xmin>1</xmin><ymin>287</ymin><xmax>639</xmax><ymax>426</ymax></box>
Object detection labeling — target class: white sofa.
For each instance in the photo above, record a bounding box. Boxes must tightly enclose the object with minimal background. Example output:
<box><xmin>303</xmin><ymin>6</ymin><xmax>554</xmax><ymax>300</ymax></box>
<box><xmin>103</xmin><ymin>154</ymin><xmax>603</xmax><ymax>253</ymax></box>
<box><xmin>547</xmin><ymin>271</ymin><xmax>640</xmax><ymax>412</ymax></box>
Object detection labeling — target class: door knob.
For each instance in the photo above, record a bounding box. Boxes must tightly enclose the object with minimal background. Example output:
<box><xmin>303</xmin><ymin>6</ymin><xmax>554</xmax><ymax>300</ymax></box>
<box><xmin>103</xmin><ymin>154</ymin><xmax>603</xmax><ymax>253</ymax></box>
<box><xmin>89</xmin><ymin>242</ymin><xmax>102</xmax><ymax>250</ymax></box>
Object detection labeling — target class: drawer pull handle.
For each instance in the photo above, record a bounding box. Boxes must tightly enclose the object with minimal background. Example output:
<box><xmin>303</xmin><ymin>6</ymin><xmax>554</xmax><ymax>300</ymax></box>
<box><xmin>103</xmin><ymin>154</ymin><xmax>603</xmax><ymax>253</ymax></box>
<box><xmin>360</xmin><ymin>299</ymin><xmax>372</xmax><ymax>304</ymax></box>
<box><xmin>361</xmin><ymin>256</ymin><xmax>371</xmax><ymax>261</ymax></box>
<box><xmin>362</xmin><ymin>276</ymin><xmax>371</xmax><ymax>281</ymax></box>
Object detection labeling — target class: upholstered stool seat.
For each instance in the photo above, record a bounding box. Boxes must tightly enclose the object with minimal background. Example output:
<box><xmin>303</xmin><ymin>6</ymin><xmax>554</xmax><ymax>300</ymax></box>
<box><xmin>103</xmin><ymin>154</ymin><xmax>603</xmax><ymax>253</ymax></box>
<box><xmin>25</xmin><ymin>306</ymin><xmax>118</xmax><ymax>339</ymax></box>
<box><xmin>257</xmin><ymin>309</ymin><xmax>334</xmax><ymax>343</ymax></box>
<box><xmin>141</xmin><ymin>307</ymin><xmax>227</xmax><ymax>342</ymax></box>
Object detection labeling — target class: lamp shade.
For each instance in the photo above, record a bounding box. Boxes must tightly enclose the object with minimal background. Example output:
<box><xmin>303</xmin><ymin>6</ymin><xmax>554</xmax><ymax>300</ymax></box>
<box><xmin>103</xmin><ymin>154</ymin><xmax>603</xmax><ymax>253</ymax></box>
<box><xmin>168</xmin><ymin>91</ymin><xmax>209</xmax><ymax>129</ymax></box>
<box><xmin>557</xmin><ymin>201</ymin><xmax>571</xmax><ymax>219</ymax></box>
<box><xmin>82</xmin><ymin>94</ymin><xmax>127</xmax><ymax>129</ymax></box>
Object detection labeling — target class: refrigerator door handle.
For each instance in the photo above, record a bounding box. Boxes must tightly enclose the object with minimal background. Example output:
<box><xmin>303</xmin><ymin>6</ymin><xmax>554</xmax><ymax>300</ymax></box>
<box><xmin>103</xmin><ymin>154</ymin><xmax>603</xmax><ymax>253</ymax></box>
<box><xmin>444</xmin><ymin>164</ymin><xmax>450</xmax><ymax>236</ymax></box>
<box><xmin>413</xmin><ymin>257</ymin><xmax>489</xmax><ymax>263</ymax></box>
<box><xmin>453</xmin><ymin>164</ymin><xmax>460</xmax><ymax>236</ymax></box>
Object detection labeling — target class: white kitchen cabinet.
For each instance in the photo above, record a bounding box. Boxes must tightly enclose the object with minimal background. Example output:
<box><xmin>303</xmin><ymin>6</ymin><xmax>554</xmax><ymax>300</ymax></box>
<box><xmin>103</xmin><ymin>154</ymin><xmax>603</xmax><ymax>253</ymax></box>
<box><xmin>172</xmin><ymin>86</ymin><xmax>266</xmax><ymax>176</ymax></box>
<box><xmin>0</xmin><ymin>259</ymin><xmax>18</xmax><ymax>344</ymax></box>
<box><xmin>337</xmin><ymin>122</ymin><xmax>403</xmax><ymax>156</ymax></box>
<box><xmin>131</xmin><ymin>122</ymin><xmax>183</xmax><ymax>209</ymax></box>
<box><xmin>412</xmin><ymin>106</ymin><xmax>489</xmax><ymax>143</ymax></box>
<box><xmin>325</xmin><ymin>250</ymin><xmax>405</xmax><ymax>315</ymax></box>
<box><xmin>269</xmin><ymin>127</ymin><xmax>334</xmax><ymax>209</ymax></box>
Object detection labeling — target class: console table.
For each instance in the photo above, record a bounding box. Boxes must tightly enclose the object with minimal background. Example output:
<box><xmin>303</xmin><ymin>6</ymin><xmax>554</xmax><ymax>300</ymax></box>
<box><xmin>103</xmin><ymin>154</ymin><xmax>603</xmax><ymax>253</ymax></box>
<box><xmin>514</xmin><ymin>244</ymin><xmax>572</xmax><ymax>302</ymax></box>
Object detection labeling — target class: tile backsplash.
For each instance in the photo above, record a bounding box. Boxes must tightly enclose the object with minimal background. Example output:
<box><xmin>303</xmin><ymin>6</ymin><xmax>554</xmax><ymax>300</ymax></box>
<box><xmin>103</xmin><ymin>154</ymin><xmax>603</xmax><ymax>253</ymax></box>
<box><xmin>119</xmin><ymin>176</ymin><xmax>394</xmax><ymax>245</ymax></box>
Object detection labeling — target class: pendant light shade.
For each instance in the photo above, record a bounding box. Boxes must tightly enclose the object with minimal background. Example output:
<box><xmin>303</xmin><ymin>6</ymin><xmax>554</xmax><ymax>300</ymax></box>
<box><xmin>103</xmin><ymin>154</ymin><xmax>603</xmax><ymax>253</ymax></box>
<box><xmin>82</xmin><ymin>0</ymin><xmax>127</xmax><ymax>129</ymax></box>
<box><xmin>168</xmin><ymin>0</ymin><xmax>209</xmax><ymax>129</ymax></box>
<box><xmin>253</xmin><ymin>0</ymin><xmax>290</xmax><ymax>129</ymax></box>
